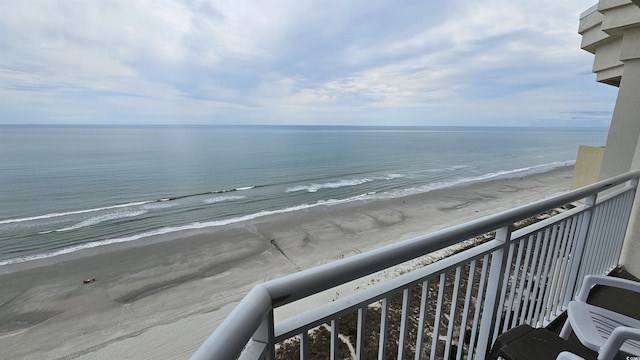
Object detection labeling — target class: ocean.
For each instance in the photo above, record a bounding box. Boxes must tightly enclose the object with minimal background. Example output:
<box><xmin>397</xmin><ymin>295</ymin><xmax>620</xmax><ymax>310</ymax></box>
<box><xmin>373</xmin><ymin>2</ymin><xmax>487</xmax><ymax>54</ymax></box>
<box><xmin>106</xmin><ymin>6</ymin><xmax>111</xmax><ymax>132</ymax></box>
<box><xmin>0</xmin><ymin>125</ymin><xmax>607</xmax><ymax>266</ymax></box>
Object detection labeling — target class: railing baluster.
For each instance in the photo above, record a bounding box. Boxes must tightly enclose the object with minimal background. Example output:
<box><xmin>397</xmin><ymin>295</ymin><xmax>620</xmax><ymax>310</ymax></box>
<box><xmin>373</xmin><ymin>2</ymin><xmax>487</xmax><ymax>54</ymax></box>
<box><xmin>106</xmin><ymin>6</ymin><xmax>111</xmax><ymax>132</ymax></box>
<box><xmin>595</xmin><ymin>202</ymin><xmax>608</xmax><ymax>273</ymax></box>
<box><xmin>534</xmin><ymin>227</ymin><xmax>554</xmax><ymax>326</ymax></box>
<box><xmin>431</xmin><ymin>273</ymin><xmax>447</xmax><ymax>360</ymax></box>
<box><xmin>507</xmin><ymin>239</ymin><xmax>526</xmax><ymax>329</ymax></box>
<box><xmin>330</xmin><ymin>318</ymin><xmax>339</xmax><ymax>360</ymax></box>
<box><xmin>520</xmin><ymin>235</ymin><xmax>540</xmax><ymax>324</ymax></box>
<box><xmin>608</xmin><ymin>194</ymin><xmax>627</xmax><ymax>268</ymax></box>
<box><xmin>414</xmin><ymin>280</ymin><xmax>430</xmax><ymax>360</ymax></box>
<box><xmin>378</xmin><ymin>298</ymin><xmax>389</xmax><ymax>360</ymax></box>
<box><xmin>564</xmin><ymin>195</ymin><xmax>596</xmax><ymax>304</ymax></box>
<box><xmin>591</xmin><ymin>204</ymin><xmax>608</xmax><ymax>277</ymax></box>
<box><xmin>544</xmin><ymin>223</ymin><xmax>563</xmax><ymax>321</ymax></box>
<box><xmin>356</xmin><ymin>307</ymin><xmax>365</xmax><ymax>360</ymax></box>
<box><xmin>551</xmin><ymin>221</ymin><xmax>570</xmax><ymax>316</ymax></box>
<box><xmin>613</xmin><ymin>190</ymin><xmax>636</xmax><ymax>266</ymax></box>
<box><xmin>609</xmin><ymin>195</ymin><xmax>627</xmax><ymax>266</ymax></box>
<box><xmin>513</xmin><ymin>235</ymin><xmax>534</xmax><ymax>324</ymax></box>
<box><xmin>554</xmin><ymin>219</ymin><xmax>572</xmax><ymax>308</ymax></box>
<box><xmin>523</xmin><ymin>232</ymin><xmax>543</xmax><ymax>324</ymax></box>
<box><xmin>595</xmin><ymin>201</ymin><xmax>611</xmax><ymax>273</ymax></box>
<box><xmin>601</xmin><ymin>197</ymin><xmax>621</xmax><ymax>271</ymax></box>
<box><xmin>561</xmin><ymin>217</ymin><xmax>577</xmax><ymax>303</ymax></box>
<box><xmin>601</xmin><ymin>199</ymin><xmax>618</xmax><ymax>271</ymax></box>
<box><xmin>300</xmin><ymin>331</ymin><xmax>309</xmax><ymax>360</ymax></box>
<box><xmin>609</xmin><ymin>193</ymin><xmax>633</xmax><ymax>270</ymax></box>
<box><xmin>467</xmin><ymin>255</ymin><xmax>490</xmax><ymax>360</ymax></box>
<box><xmin>600</xmin><ymin>200</ymin><xmax>615</xmax><ymax>272</ymax></box>
<box><xmin>397</xmin><ymin>288</ymin><xmax>411</xmax><ymax>359</ymax></box>
<box><xmin>584</xmin><ymin>204</ymin><xmax>602</xmax><ymax>277</ymax></box>
<box><xmin>562</xmin><ymin>211</ymin><xmax>582</xmax><ymax>290</ymax></box>
<box><xmin>527</xmin><ymin>231</ymin><xmax>545</xmax><ymax>324</ymax></box>
<box><xmin>445</xmin><ymin>267</ymin><xmax>462</xmax><ymax>360</ymax></box>
<box><xmin>529</xmin><ymin>230</ymin><xmax>549</xmax><ymax>323</ymax></box>
<box><xmin>457</xmin><ymin>261</ymin><xmax>476</xmax><ymax>360</ymax></box>
<box><xmin>495</xmin><ymin>241</ymin><xmax>516</xmax><ymax>335</ymax></box>
<box><xmin>576</xmin><ymin>229</ymin><xmax>592</xmax><ymax>288</ymax></box>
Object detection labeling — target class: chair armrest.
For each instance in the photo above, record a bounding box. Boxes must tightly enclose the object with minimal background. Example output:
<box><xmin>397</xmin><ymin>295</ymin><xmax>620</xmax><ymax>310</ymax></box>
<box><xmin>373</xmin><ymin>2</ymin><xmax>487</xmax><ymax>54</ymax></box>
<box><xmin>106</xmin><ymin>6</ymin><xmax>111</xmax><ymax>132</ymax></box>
<box><xmin>556</xmin><ymin>351</ymin><xmax>586</xmax><ymax>360</ymax></box>
<box><xmin>598</xmin><ymin>326</ymin><xmax>640</xmax><ymax>360</ymax></box>
<box><xmin>576</xmin><ymin>275</ymin><xmax>640</xmax><ymax>302</ymax></box>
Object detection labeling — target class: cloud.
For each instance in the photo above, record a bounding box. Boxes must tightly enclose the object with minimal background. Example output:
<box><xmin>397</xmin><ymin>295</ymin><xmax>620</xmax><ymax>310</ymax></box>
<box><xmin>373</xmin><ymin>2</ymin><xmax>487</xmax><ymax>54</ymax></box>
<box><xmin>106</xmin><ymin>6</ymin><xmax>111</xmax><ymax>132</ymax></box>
<box><xmin>0</xmin><ymin>0</ymin><xmax>617</xmax><ymax>126</ymax></box>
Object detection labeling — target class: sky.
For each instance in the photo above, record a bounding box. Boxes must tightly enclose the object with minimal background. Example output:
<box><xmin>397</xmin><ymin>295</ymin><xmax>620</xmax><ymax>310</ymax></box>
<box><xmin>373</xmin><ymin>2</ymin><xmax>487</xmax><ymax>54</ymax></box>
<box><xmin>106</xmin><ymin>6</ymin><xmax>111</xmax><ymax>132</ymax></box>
<box><xmin>0</xmin><ymin>0</ymin><xmax>620</xmax><ymax>127</ymax></box>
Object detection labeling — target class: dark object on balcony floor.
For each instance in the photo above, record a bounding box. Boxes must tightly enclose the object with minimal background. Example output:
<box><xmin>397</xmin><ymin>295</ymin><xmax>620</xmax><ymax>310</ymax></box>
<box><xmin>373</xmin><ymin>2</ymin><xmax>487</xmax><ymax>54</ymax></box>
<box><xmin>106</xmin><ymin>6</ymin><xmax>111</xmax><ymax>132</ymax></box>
<box><xmin>487</xmin><ymin>324</ymin><xmax>597</xmax><ymax>360</ymax></box>
<box><xmin>587</xmin><ymin>268</ymin><xmax>640</xmax><ymax>320</ymax></box>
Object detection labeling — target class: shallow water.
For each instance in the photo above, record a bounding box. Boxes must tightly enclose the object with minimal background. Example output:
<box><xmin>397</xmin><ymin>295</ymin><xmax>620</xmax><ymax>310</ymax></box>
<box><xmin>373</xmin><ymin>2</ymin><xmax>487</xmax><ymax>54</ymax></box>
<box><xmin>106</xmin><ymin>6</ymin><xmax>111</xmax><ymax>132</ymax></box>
<box><xmin>0</xmin><ymin>125</ymin><xmax>607</xmax><ymax>264</ymax></box>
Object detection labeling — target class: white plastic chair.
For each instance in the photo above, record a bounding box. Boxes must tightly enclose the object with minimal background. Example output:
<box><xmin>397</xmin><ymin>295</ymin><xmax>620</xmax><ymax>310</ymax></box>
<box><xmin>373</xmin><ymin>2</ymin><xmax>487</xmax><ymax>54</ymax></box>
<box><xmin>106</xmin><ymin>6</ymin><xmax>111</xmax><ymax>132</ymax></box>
<box><xmin>560</xmin><ymin>275</ymin><xmax>640</xmax><ymax>359</ymax></box>
<box><xmin>556</xmin><ymin>327</ymin><xmax>640</xmax><ymax>359</ymax></box>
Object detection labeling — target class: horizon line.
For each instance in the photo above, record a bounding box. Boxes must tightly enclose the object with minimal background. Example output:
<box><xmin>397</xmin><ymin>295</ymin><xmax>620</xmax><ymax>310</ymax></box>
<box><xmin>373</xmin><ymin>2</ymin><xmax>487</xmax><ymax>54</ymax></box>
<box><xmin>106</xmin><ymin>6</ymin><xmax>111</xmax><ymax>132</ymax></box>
<box><xmin>0</xmin><ymin>123</ymin><xmax>611</xmax><ymax>129</ymax></box>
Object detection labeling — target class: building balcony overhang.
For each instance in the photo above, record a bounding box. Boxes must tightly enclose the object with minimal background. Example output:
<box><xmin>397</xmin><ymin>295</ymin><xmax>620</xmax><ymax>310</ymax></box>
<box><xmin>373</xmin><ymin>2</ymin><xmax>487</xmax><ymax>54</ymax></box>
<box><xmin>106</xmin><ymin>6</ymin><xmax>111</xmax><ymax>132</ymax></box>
<box><xmin>579</xmin><ymin>0</ymin><xmax>640</xmax><ymax>86</ymax></box>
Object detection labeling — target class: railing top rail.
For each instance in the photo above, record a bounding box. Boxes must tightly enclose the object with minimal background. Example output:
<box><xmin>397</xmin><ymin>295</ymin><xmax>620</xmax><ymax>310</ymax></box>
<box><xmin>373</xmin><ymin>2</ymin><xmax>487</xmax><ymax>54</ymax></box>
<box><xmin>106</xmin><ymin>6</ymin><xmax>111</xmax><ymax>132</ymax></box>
<box><xmin>191</xmin><ymin>170</ymin><xmax>640</xmax><ymax>360</ymax></box>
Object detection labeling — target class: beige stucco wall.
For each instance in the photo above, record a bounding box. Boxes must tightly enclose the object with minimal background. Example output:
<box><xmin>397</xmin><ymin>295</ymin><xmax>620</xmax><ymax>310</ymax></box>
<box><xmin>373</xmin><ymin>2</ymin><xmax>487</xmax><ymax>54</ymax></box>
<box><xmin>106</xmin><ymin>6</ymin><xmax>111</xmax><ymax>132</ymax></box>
<box><xmin>570</xmin><ymin>146</ymin><xmax>605</xmax><ymax>190</ymax></box>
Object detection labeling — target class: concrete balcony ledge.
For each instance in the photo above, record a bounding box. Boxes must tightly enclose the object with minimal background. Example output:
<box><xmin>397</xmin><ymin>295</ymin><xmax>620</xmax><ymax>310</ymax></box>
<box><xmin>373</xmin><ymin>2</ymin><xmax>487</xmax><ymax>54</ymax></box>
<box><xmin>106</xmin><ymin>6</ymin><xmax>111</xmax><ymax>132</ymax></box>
<box><xmin>600</xmin><ymin>3</ymin><xmax>640</xmax><ymax>36</ymax></box>
<box><xmin>581</xmin><ymin>4</ymin><xmax>600</xmax><ymax>19</ymax></box>
<box><xmin>579</xmin><ymin>0</ymin><xmax>640</xmax><ymax>86</ymax></box>
<box><xmin>579</xmin><ymin>9</ymin><xmax>608</xmax><ymax>54</ymax></box>
<box><xmin>599</xmin><ymin>0</ymin><xmax>638</xmax><ymax>12</ymax></box>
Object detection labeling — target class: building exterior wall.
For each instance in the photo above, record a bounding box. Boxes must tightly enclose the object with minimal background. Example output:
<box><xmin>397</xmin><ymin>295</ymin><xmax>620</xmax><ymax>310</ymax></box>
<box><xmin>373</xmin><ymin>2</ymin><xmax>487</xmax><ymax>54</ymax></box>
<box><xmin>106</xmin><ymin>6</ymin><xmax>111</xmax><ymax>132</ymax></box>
<box><xmin>570</xmin><ymin>146</ymin><xmax>605</xmax><ymax>191</ymax></box>
<box><xmin>581</xmin><ymin>1</ymin><xmax>640</xmax><ymax>276</ymax></box>
<box><xmin>598</xmin><ymin>58</ymin><xmax>640</xmax><ymax>180</ymax></box>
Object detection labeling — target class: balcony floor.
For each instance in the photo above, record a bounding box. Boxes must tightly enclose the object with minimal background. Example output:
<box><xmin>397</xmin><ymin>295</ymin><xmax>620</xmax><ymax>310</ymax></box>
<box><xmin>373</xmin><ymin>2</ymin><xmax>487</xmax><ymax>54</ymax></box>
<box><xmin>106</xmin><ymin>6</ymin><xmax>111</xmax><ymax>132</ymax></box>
<box><xmin>544</xmin><ymin>267</ymin><xmax>640</xmax><ymax>360</ymax></box>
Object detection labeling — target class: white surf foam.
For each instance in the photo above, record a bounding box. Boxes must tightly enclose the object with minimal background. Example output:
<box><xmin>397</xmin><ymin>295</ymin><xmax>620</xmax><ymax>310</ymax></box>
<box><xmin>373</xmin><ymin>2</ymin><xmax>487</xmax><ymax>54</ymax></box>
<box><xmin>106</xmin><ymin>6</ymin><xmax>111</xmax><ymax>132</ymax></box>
<box><xmin>142</xmin><ymin>202</ymin><xmax>175</xmax><ymax>210</ymax></box>
<box><xmin>286</xmin><ymin>178</ymin><xmax>374</xmax><ymax>193</ymax></box>
<box><xmin>0</xmin><ymin>201</ymin><xmax>151</xmax><ymax>225</ymax></box>
<box><xmin>203</xmin><ymin>195</ymin><xmax>246</xmax><ymax>204</ymax></box>
<box><xmin>377</xmin><ymin>161</ymin><xmax>574</xmax><ymax>199</ymax></box>
<box><xmin>384</xmin><ymin>174</ymin><xmax>406</xmax><ymax>180</ymax></box>
<box><xmin>54</xmin><ymin>210</ymin><xmax>147</xmax><ymax>232</ymax></box>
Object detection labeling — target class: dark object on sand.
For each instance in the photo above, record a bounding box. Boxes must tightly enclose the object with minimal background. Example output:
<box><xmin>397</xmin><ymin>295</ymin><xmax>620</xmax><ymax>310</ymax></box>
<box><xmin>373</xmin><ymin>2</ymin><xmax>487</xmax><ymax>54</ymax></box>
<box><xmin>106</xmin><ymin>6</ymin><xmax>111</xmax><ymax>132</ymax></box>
<box><xmin>83</xmin><ymin>277</ymin><xmax>96</xmax><ymax>284</ymax></box>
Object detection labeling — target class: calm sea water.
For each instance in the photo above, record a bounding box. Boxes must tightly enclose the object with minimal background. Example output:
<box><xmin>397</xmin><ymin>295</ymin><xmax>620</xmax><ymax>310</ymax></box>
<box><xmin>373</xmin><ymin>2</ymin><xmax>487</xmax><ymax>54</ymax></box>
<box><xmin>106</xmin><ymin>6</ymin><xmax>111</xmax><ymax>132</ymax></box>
<box><xmin>0</xmin><ymin>125</ymin><xmax>607</xmax><ymax>265</ymax></box>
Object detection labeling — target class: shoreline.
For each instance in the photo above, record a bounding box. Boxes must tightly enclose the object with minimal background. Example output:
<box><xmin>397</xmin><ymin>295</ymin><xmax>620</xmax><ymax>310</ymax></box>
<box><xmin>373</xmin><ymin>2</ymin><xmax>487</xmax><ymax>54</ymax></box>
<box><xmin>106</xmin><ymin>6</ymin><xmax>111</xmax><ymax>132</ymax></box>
<box><xmin>0</xmin><ymin>162</ymin><xmax>573</xmax><ymax>272</ymax></box>
<box><xmin>0</xmin><ymin>166</ymin><xmax>575</xmax><ymax>359</ymax></box>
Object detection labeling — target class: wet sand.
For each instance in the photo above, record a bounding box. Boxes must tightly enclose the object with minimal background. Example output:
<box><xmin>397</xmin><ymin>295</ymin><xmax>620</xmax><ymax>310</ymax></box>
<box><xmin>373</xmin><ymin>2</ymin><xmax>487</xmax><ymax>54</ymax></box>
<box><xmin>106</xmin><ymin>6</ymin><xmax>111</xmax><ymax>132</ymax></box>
<box><xmin>0</xmin><ymin>167</ymin><xmax>574</xmax><ymax>360</ymax></box>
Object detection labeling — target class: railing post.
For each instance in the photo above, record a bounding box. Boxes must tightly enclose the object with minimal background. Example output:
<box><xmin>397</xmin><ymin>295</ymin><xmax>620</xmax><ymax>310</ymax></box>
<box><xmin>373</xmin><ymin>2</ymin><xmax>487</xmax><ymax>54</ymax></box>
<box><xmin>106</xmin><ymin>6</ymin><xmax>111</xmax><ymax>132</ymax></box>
<box><xmin>252</xmin><ymin>310</ymin><xmax>276</xmax><ymax>360</ymax></box>
<box><xmin>477</xmin><ymin>225</ymin><xmax>512</xmax><ymax>360</ymax></box>
<box><xmin>237</xmin><ymin>311</ymin><xmax>276</xmax><ymax>360</ymax></box>
<box><xmin>192</xmin><ymin>285</ymin><xmax>273</xmax><ymax>360</ymax></box>
<box><xmin>563</xmin><ymin>194</ymin><xmax>597</xmax><ymax>305</ymax></box>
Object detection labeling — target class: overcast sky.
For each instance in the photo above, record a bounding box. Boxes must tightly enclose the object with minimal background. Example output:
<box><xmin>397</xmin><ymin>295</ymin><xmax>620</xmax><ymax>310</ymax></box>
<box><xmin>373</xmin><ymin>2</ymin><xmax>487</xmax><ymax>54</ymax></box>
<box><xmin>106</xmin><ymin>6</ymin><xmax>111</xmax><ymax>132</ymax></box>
<box><xmin>0</xmin><ymin>0</ymin><xmax>619</xmax><ymax>127</ymax></box>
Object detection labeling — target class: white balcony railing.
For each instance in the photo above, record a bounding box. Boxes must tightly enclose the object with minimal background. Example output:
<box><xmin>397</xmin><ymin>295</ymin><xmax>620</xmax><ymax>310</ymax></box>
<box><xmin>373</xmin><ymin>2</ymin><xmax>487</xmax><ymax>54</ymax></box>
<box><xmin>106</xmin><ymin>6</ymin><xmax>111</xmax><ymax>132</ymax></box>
<box><xmin>192</xmin><ymin>171</ymin><xmax>640</xmax><ymax>360</ymax></box>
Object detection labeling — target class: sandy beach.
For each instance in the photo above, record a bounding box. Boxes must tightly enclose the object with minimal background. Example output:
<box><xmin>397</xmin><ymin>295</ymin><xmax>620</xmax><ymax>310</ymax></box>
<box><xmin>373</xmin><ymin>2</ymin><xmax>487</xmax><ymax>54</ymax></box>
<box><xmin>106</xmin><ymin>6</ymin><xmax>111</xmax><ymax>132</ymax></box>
<box><xmin>0</xmin><ymin>167</ymin><xmax>575</xmax><ymax>360</ymax></box>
